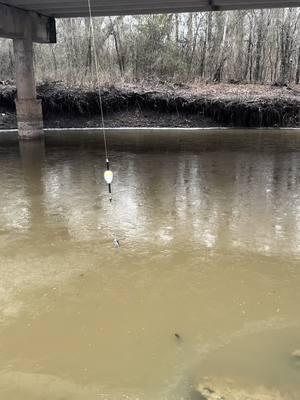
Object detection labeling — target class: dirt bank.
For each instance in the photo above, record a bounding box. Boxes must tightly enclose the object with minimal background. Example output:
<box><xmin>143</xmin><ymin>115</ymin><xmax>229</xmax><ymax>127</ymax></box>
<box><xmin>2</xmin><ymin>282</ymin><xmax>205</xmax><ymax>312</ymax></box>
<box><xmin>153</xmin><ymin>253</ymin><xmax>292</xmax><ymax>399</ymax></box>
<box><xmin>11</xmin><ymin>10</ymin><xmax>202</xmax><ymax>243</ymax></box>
<box><xmin>0</xmin><ymin>81</ymin><xmax>299</xmax><ymax>129</ymax></box>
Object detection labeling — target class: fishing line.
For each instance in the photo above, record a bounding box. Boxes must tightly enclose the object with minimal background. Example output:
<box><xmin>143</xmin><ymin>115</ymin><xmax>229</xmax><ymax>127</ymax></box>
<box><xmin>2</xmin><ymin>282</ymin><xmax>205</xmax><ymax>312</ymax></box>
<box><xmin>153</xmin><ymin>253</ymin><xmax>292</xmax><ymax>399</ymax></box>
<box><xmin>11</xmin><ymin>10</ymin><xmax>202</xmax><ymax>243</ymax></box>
<box><xmin>87</xmin><ymin>0</ymin><xmax>108</xmax><ymax>159</ymax></box>
<box><xmin>87</xmin><ymin>0</ymin><xmax>120</xmax><ymax>247</ymax></box>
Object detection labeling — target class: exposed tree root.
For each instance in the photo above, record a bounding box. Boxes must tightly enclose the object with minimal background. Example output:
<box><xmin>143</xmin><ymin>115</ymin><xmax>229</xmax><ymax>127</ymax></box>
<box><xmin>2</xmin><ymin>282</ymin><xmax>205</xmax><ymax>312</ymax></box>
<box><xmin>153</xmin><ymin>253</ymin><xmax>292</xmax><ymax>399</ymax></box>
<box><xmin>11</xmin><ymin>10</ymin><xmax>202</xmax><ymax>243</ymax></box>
<box><xmin>0</xmin><ymin>81</ymin><xmax>299</xmax><ymax>128</ymax></box>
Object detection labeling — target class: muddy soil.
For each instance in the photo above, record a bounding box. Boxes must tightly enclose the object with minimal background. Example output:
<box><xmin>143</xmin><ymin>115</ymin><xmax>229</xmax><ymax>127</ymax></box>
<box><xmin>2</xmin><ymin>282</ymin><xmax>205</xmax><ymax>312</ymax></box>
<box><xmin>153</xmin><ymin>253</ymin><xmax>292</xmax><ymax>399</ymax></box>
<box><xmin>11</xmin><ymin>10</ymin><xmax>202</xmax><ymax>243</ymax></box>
<box><xmin>0</xmin><ymin>81</ymin><xmax>299</xmax><ymax>129</ymax></box>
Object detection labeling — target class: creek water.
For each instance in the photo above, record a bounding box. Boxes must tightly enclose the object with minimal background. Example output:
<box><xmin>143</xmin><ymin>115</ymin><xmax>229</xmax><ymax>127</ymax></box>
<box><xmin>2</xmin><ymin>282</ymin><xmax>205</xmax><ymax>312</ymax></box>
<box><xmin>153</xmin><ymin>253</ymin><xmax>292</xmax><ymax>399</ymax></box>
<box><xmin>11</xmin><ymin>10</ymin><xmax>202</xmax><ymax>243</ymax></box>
<box><xmin>0</xmin><ymin>130</ymin><xmax>299</xmax><ymax>399</ymax></box>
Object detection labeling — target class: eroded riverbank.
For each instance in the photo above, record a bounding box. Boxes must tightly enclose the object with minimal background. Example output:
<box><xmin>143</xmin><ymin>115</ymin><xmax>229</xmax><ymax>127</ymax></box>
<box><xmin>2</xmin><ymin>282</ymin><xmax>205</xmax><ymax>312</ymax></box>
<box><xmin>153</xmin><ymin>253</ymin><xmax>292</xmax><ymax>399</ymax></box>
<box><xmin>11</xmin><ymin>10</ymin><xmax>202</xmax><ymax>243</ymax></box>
<box><xmin>0</xmin><ymin>81</ymin><xmax>299</xmax><ymax>129</ymax></box>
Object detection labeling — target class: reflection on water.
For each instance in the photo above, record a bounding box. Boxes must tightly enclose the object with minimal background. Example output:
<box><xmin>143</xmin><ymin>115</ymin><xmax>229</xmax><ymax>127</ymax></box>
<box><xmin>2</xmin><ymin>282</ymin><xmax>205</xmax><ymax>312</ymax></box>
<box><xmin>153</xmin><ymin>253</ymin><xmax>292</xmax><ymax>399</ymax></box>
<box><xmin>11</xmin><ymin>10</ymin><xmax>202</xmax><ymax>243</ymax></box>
<box><xmin>0</xmin><ymin>134</ymin><xmax>299</xmax><ymax>399</ymax></box>
<box><xmin>1</xmin><ymin>143</ymin><xmax>299</xmax><ymax>256</ymax></box>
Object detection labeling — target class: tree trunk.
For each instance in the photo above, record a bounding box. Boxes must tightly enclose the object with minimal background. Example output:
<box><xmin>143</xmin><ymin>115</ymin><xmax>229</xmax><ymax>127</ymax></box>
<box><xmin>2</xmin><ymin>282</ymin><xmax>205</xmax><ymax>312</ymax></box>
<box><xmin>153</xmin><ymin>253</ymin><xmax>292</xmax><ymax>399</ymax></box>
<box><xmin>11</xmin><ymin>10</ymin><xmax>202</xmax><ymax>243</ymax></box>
<box><xmin>244</xmin><ymin>27</ymin><xmax>253</xmax><ymax>81</ymax></box>
<box><xmin>213</xmin><ymin>14</ymin><xmax>228</xmax><ymax>82</ymax></box>
<box><xmin>254</xmin><ymin>10</ymin><xmax>264</xmax><ymax>82</ymax></box>
<box><xmin>109</xmin><ymin>17</ymin><xmax>125</xmax><ymax>76</ymax></box>
<box><xmin>296</xmin><ymin>46</ymin><xmax>300</xmax><ymax>84</ymax></box>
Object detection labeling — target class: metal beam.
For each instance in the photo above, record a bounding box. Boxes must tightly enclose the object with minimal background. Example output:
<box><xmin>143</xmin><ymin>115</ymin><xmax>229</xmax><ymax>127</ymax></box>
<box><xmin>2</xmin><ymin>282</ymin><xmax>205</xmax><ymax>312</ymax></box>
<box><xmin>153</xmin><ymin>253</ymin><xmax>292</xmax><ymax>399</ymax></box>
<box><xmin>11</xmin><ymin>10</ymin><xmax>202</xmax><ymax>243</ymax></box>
<box><xmin>0</xmin><ymin>2</ymin><xmax>56</xmax><ymax>42</ymax></box>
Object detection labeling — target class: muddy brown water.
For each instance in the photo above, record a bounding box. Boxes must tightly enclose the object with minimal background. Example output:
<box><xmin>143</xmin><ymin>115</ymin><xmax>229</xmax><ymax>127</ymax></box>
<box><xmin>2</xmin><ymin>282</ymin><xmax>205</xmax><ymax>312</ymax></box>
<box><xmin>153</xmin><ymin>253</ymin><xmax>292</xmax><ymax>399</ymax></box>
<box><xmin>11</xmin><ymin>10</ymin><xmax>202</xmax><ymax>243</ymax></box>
<box><xmin>0</xmin><ymin>129</ymin><xmax>300</xmax><ymax>399</ymax></box>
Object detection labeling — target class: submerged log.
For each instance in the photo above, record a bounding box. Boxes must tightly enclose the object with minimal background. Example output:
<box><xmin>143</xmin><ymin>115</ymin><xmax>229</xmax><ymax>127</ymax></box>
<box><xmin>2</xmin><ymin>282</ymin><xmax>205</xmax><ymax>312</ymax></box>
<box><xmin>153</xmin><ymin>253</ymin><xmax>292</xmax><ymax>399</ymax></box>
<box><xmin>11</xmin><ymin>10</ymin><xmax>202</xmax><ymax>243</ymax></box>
<box><xmin>292</xmin><ymin>350</ymin><xmax>300</xmax><ymax>359</ymax></box>
<box><xmin>195</xmin><ymin>377</ymin><xmax>291</xmax><ymax>400</ymax></box>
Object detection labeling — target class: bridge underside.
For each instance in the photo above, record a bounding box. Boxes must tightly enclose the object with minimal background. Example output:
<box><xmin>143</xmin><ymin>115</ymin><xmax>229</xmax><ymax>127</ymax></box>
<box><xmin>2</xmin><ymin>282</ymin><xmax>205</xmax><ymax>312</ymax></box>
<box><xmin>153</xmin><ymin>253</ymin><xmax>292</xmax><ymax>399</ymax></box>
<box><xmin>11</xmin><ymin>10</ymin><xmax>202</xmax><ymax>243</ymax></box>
<box><xmin>0</xmin><ymin>0</ymin><xmax>299</xmax><ymax>139</ymax></box>
<box><xmin>2</xmin><ymin>0</ymin><xmax>300</xmax><ymax>17</ymax></box>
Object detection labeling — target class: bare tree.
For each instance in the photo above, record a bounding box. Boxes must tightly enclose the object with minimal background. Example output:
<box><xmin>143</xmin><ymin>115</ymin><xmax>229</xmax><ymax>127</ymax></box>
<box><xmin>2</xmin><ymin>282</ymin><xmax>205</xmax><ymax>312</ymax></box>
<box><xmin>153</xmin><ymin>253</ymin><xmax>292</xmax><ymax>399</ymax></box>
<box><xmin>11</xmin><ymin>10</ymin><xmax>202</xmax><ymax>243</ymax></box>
<box><xmin>1</xmin><ymin>8</ymin><xmax>299</xmax><ymax>86</ymax></box>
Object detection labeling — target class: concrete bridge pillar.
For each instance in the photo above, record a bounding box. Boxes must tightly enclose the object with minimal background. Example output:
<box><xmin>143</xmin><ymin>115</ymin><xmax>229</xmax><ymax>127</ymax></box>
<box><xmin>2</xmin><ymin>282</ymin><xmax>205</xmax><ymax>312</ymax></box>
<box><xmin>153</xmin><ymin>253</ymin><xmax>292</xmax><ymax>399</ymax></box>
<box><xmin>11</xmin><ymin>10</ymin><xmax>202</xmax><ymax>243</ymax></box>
<box><xmin>0</xmin><ymin>2</ymin><xmax>56</xmax><ymax>140</ymax></box>
<box><xmin>14</xmin><ymin>35</ymin><xmax>43</xmax><ymax>140</ymax></box>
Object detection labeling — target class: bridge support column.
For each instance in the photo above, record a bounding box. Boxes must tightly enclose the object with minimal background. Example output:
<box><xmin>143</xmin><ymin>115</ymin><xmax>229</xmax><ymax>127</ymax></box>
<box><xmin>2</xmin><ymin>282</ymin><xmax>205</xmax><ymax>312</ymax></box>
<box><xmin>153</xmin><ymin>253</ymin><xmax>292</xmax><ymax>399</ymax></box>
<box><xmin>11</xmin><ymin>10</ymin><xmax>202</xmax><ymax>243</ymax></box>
<box><xmin>13</xmin><ymin>35</ymin><xmax>43</xmax><ymax>140</ymax></box>
<box><xmin>0</xmin><ymin>2</ymin><xmax>56</xmax><ymax>140</ymax></box>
